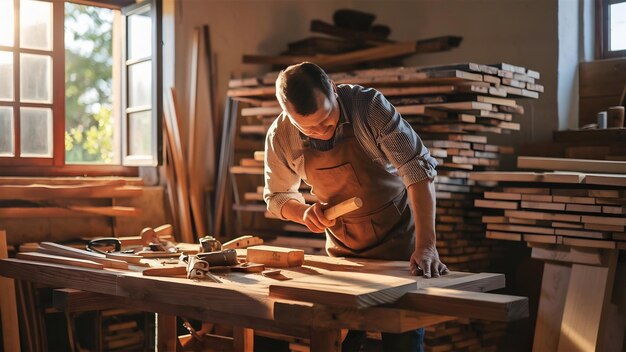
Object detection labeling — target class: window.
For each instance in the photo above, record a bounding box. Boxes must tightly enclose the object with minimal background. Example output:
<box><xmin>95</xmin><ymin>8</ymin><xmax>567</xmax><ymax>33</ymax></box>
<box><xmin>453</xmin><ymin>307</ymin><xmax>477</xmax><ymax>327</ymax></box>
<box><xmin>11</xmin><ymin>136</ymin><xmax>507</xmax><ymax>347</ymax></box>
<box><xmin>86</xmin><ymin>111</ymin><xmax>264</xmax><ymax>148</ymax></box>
<box><xmin>0</xmin><ymin>0</ymin><xmax>162</xmax><ymax>175</ymax></box>
<box><xmin>598</xmin><ymin>0</ymin><xmax>626</xmax><ymax>58</ymax></box>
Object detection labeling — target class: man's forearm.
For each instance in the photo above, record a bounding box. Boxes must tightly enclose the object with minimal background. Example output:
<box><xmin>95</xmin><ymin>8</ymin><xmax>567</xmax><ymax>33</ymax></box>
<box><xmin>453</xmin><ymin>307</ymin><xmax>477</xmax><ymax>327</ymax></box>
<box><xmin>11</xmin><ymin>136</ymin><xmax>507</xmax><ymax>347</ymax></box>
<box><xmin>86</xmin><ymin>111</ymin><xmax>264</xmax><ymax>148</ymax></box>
<box><xmin>407</xmin><ymin>179</ymin><xmax>437</xmax><ymax>249</ymax></box>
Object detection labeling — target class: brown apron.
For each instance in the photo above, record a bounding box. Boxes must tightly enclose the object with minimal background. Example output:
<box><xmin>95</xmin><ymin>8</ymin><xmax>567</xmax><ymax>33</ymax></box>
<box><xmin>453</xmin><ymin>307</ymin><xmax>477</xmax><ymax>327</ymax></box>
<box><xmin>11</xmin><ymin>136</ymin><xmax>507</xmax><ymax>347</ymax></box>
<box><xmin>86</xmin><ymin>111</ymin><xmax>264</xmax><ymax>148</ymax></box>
<box><xmin>303</xmin><ymin>123</ymin><xmax>416</xmax><ymax>260</ymax></box>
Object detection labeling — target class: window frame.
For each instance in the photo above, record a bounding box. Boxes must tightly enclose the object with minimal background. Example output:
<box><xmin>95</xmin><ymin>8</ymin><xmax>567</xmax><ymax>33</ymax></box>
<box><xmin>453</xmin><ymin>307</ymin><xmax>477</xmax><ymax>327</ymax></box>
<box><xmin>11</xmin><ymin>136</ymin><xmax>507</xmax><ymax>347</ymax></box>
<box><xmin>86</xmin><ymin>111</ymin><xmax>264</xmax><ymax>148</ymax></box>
<box><xmin>597</xmin><ymin>0</ymin><xmax>626</xmax><ymax>59</ymax></box>
<box><xmin>0</xmin><ymin>0</ymin><xmax>162</xmax><ymax>176</ymax></box>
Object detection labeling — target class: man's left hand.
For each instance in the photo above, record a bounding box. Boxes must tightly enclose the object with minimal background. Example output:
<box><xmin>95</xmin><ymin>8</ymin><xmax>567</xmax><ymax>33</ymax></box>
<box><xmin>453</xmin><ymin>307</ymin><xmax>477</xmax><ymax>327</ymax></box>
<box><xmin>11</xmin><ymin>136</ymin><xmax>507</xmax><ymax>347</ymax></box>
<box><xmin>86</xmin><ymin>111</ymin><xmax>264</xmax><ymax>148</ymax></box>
<box><xmin>409</xmin><ymin>246</ymin><xmax>449</xmax><ymax>278</ymax></box>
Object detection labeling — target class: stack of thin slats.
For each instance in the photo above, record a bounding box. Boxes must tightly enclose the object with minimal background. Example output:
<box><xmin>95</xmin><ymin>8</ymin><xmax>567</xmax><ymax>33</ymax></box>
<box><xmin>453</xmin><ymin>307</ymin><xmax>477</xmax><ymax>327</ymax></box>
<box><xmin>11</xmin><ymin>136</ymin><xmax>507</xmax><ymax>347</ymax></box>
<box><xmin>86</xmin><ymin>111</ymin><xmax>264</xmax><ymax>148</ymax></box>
<box><xmin>471</xmin><ymin>157</ymin><xmax>626</xmax><ymax>250</ymax></box>
<box><xmin>423</xmin><ymin>319</ymin><xmax>507</xmax><ymax>352</ymax></box>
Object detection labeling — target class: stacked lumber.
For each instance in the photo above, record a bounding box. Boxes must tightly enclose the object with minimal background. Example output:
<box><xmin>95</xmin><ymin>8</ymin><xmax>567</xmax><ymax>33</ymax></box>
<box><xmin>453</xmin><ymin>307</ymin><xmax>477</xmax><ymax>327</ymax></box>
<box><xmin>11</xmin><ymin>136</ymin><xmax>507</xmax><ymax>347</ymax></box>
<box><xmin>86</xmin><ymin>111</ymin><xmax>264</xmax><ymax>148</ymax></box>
<box><xmin>242</xmin><ymin>9</ymin><xmax>462</xmax><ymax>71</ymax></box>
<box><xmin>471</xmin><ymin>157</ymin><xmax>626</xmax><ymax>250</ymax></box>
<box><xmin>424</xmin><ymin>319</ymin><xmax>506</xmax><ymax>352</ymax></box>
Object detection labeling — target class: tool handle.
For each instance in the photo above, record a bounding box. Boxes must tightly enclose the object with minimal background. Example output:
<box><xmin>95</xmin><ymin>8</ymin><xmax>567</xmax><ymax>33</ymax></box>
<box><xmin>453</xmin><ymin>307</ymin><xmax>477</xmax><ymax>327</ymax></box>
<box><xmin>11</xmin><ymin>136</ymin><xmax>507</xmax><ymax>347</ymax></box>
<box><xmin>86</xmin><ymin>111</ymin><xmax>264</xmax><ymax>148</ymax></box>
<box><xmin>323</xmin><ymin>197</ymin><xmax>363</xmax><ymax>220</ymax></box>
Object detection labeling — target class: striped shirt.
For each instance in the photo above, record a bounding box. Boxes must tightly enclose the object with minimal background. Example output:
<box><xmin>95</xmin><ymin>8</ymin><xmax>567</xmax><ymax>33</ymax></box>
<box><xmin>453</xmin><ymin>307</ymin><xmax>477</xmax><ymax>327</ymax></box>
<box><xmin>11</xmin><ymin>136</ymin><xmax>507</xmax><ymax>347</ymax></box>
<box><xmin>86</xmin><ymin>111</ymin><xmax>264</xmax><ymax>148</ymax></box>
<box><xmin>264</xmin><ymin>84</ymin><xmax>437</xmax><ymax>219</ymax></box>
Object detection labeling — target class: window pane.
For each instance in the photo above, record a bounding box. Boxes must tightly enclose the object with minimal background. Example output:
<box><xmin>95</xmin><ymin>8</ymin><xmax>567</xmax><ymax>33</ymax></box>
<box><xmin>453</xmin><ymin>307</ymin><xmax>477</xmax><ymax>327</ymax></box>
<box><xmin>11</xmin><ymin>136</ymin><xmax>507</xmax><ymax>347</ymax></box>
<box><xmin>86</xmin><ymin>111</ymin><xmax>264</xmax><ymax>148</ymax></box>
<box><xmin>0</xmin><ymin>107</ymin><xmax>14</xmax><ymax>156</ymax></box>
<box><xmin>20</xmin><ymin>107</ymin><xmax>52</xmax><ymax>157</ymax></box>
<box><xmin>128</xmin><ymin>60</ymin><xmax>151</xmax><ymax>107</ymax></box>
<box><xmin>65</xmin><ymin>3</ymin><xmax>116</xmax><ymax>165</ymax></box>
<box><xmin>0</xmin><ymin>0</ymin><xmax>14</xmax><ymax>46</ymax></box>
<box><xmin>0</xmin><ymin>51</ymin><xmax>13</xmax><ymax>101</ymax></box>
<box><xmin>128</xmin><ymin>10</ymin><xmax>151</xmax><ymax>60</ymax></box>
<box><xmin>128</xmin><ymin>110</ymin><xmax>151</xmax><ymax>156</ymax></box>
<box><xmin>610</xmin><ymin>2</ymin><xmax>626</xmax><ymax>51</ymax></box>
<box><xmin>20</xmin><ymin>53</ymin><xmax>51</xmax><ymax>103</ymax></box>
<box><xmin>20</xmin><ymin>0</ymin><xmax>52</xmax><ymax>51</ymax></box>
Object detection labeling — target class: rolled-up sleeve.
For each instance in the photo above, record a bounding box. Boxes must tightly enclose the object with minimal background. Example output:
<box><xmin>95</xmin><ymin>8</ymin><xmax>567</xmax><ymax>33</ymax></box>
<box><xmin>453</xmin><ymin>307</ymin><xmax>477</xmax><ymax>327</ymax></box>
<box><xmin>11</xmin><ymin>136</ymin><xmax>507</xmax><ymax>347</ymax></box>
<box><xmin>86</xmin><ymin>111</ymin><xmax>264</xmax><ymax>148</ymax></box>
<box><xmin>368</xmin><ymin>91</ymin><xmax>438</xmax><ymax>186</ymax></box>
<box><xmin>263</xmin><ymin>122</ymin><xmax>305</xmax><ymax>219</ymax></box>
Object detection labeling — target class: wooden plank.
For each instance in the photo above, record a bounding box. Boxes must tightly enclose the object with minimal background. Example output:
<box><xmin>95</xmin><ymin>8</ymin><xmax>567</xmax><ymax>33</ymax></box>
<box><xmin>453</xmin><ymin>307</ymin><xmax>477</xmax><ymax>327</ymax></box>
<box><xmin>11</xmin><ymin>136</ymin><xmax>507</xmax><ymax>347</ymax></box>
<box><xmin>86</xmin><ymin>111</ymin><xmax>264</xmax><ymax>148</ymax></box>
<box><xmin>0</xmin><ymin>231</ymin><xmax>21</xmax><ymax>352</ymax></box>
<box><xmin>0</xmin><ymin>206</ymin><xmax>140</xmax><ymax>218</ymax></box>
<box><xmin>561</xmin><ymin>237</ymin><xmax>616</xmax><ymax>249</ymax></box>
<box><xmin>269</xmin><ymin>271</ymin><xmax>416</xmax><ymax>308</ymax></box>
<box><xmin>0</xmin><ymin>181</ymin><xmax>143</xmax><ymax>200</ymax></box>
<box><xmin>474</xmin><ymin>199</ymin><xmax>518</xmax><ymax>210</ymax></box>
<box><xmin>518</xmin><ymin>156</ymin><xmax>626</xmax><ymax>174</ymax></box>
<box><xmin>16</xmin><ymin>252</ymin><xmax>104</xmax><ymax>269</ymax></box>
<box><xmin>584</xmin><ymin>173</ymin><xmax>626</xmax><ymax>187</ymax></box>
<box><xmin>533</xmin><ymin>263</ymin><xmax>571</xmax><ymax>352</ymax></box>
<box><xmin>246</xmin><ymin>245</ymin><xmax>304</xmax><ymax>268</ymax></box>
<box><xmin>531</xmin><ymin>244</ymin><xmax>606</xmax><ymax>266</ymax></box>
<box><xmin>504</xmin><ymin>210</ymin><xmax>581</xmax><ymax>223</ymax></box>
<box><xmin>557</xmin><ymin>252</ymin><xmax>618</xmax><ymax>352</ymax></box>
<box><xmin>38</xmin><ymin>242</ymin><xmax>128</xmax><ymax>269</ymax></box>
<box><xmin>164</xmin><ymin>88</ymin><xmax>194</xmax><ymax>243</ymax></box>
<box><xmin>395</xmin><ymin>287</ymin><xmax>528</xmax><ymax>321</ymax></box>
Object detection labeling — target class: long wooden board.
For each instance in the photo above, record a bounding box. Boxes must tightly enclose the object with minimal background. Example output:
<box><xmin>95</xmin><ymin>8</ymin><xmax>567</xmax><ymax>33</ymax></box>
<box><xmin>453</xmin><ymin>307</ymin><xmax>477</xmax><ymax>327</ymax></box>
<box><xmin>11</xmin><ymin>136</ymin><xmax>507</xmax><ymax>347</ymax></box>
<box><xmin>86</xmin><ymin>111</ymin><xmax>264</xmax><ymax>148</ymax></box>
<box><xmin>518</xmin><ymin>157</ymin><xmax>626</xmax><ymax>174</ymax></box>
<box><xmin>269</xmin><ymin>271</ymin><xmax>416</xmax><ymax>308</ymax></box>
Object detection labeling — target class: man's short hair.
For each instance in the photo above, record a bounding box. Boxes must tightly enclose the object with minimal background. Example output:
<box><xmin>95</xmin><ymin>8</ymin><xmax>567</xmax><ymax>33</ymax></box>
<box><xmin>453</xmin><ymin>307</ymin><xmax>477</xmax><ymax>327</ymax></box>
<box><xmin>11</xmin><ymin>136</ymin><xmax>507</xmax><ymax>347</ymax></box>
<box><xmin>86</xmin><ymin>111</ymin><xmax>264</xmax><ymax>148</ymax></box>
<box><xmin>275</xmin><ymin>62</ymin><xmax>333</xmax><ymax>116</ymax></box>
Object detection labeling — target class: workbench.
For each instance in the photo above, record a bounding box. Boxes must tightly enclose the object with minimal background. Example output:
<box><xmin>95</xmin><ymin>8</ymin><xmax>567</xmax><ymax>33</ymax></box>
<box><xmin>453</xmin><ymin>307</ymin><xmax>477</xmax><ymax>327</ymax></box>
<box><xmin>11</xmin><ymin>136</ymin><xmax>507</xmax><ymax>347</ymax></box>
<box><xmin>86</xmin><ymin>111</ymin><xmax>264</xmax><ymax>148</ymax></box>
<box><xmin>0</xmin><ymin>251</ymin><xmax>528</xmax><ymax>351</ymax></box>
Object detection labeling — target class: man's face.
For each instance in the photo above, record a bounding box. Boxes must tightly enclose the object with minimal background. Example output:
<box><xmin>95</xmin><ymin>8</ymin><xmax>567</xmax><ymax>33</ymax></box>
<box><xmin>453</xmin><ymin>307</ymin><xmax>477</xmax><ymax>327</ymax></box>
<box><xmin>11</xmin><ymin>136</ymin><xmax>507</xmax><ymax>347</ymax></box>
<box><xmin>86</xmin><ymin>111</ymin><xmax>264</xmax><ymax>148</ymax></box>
<box><xmin>285</xmin><ymin>87</ymin><xmax>340</xmax><ymax>141</ymax></box>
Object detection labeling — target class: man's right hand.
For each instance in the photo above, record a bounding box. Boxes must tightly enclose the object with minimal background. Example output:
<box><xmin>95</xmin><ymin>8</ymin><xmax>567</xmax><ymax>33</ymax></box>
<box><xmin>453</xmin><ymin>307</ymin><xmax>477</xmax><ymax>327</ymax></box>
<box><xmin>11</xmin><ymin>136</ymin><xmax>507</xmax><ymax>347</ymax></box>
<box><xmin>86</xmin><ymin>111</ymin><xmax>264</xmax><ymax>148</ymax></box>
<box><xmin>302</xmin><ymin>202</ymin><xmax>336</xmax><ymax>233</ymax></box>
<box><xmin>281</xmin><ymin>200</ymin><xmax>336</xmax><ymax>233</ymax></box>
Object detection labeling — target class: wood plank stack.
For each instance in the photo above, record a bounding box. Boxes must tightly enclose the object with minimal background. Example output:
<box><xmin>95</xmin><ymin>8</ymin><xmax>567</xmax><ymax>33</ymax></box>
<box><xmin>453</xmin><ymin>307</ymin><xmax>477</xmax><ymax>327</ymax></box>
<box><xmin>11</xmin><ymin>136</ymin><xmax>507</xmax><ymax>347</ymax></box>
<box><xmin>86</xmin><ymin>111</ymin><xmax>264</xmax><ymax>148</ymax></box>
<box><xmin>424</xmin><ymin>319</ymin><xmax>506</xmax><ymax>352</ymax></box>
<box><xmin>241</xmin><ymin>9</ymin><xmax>462</xmax><ymax>71</ymax></box>
<box><xmin>470</xmin><ymin>157</ymin><xmax>626</xmax><ymax>250</ymax></box>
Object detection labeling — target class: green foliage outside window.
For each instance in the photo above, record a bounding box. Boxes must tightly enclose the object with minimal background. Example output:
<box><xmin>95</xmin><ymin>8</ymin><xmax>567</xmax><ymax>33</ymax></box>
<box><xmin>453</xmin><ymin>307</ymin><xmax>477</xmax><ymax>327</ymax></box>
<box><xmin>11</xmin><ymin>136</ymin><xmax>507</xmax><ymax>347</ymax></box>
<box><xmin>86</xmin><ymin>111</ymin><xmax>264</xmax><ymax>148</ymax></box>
<box><xmin>64</xmin><ymin>3</ymin><xmax>114</xmax><ymax>164</ymax></box>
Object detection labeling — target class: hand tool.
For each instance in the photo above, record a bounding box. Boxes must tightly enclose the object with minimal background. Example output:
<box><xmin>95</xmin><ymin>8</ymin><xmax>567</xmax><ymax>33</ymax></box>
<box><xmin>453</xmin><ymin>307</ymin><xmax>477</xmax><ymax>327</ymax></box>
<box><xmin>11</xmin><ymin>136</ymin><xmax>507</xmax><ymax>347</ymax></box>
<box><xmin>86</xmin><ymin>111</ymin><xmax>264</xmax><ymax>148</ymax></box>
<box><xmin>85</xmin><ymin>238</ymin><xmax>148</xmax><ymax>264</ymax></box>
<box><xmin>199</xmin><ymin>235</ymin><xmax>222</xmax><ymax>253</ymax></box>
<box><xmin>323</xmin><ymin>197</ymin><xmax>363</xmax><ymax>220</ymax></box>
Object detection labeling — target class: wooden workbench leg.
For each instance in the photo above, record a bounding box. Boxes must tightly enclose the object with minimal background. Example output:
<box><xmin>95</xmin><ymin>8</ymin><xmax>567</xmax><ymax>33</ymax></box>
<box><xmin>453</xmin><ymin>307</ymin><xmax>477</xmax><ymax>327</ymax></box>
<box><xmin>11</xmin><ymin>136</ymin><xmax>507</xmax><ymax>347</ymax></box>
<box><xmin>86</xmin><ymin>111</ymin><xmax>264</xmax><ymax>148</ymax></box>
<box><xmin>533</xmin><ymin>262</ymin><xmax>571</xmax><ymax>352</ymax></box>
<box><xmin>156</xmin><ymin>313</ymin><xmax>178</xmax><ymax>352</ymax></box>
<box><xmin>310</xmin><ymin>327</ymin><xmax>341</xmax><ymax>352</ymax></box>
<box><xmin>233</xmin><ymin>326</ymin><xmax>254</xmax><ymax>352</ymax></box>
<box><xmin>557</xmin><ymin>251</ymin><xmax>618</xmax><ymax>352</ymax></box>
<box><xmin>0</xmin><ymin>230</ymin><xmax>21</xmax><ymax>352</ymax></box>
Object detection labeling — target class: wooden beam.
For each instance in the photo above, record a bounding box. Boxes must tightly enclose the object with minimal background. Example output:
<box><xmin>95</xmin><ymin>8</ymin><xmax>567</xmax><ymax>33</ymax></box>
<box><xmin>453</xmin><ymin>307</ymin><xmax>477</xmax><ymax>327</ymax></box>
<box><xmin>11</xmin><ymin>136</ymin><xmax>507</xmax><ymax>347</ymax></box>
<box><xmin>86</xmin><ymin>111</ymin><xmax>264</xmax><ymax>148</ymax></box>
<box><xmin>394</xmin><ymin>287</ymin><xmax>529</xmax><ymax>322</ymax></box>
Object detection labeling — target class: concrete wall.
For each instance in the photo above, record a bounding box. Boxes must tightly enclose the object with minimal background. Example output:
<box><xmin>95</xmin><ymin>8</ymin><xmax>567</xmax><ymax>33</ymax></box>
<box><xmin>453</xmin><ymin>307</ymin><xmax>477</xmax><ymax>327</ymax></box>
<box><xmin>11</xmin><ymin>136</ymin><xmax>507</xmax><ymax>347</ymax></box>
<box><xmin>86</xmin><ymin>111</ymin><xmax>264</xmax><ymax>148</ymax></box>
<box><xmin>171</xmin><ymin>0</ymin><xmax>564</xmax><ymax>169</ymax></box>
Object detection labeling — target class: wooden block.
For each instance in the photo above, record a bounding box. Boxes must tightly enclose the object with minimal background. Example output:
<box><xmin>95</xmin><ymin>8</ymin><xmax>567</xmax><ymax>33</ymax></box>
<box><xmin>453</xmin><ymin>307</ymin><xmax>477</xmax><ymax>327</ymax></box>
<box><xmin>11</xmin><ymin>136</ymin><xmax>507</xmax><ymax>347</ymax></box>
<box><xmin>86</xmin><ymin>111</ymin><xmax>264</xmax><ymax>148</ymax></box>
<box><xmin>246</xmin><ymin>246</ymin><xmax>305</xmax><ymax>268</ymax></box>
<box><xmin>269</xmin><ymin>271</ymin><xmax>415</xmax><ymax>308</ymax></box>
<box><xmin>561</xmin><ymin>237</ymin><xmax>616</xmax><ymax>249</ymax></box>
<box><xmin>521</xmin><ymin>201</ymin><xmax>565</xmax><ymax>211</ymax></box>
<box><xmin>475</xmin><ymin>199</ymin><xmax>518</xmax><ymax>210</ymax></box>
<box><xmin>483</xmin><ymin>192</ymin><xmax>521</xmax><ymax>201</ymax></box>
<box><xmin>486</xmin><ymin>231</ymin><xmax>522</xmax><ymax>241</ymax></box>
<box><xmin>523</xmin><ymin>234</ymin><xmax>558</xmax><ymax>244</ymax></box>
<box><xmin>554</xmin><ymin>228</ymin><xmax>608</xmax><ymax>240</ymax></box>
